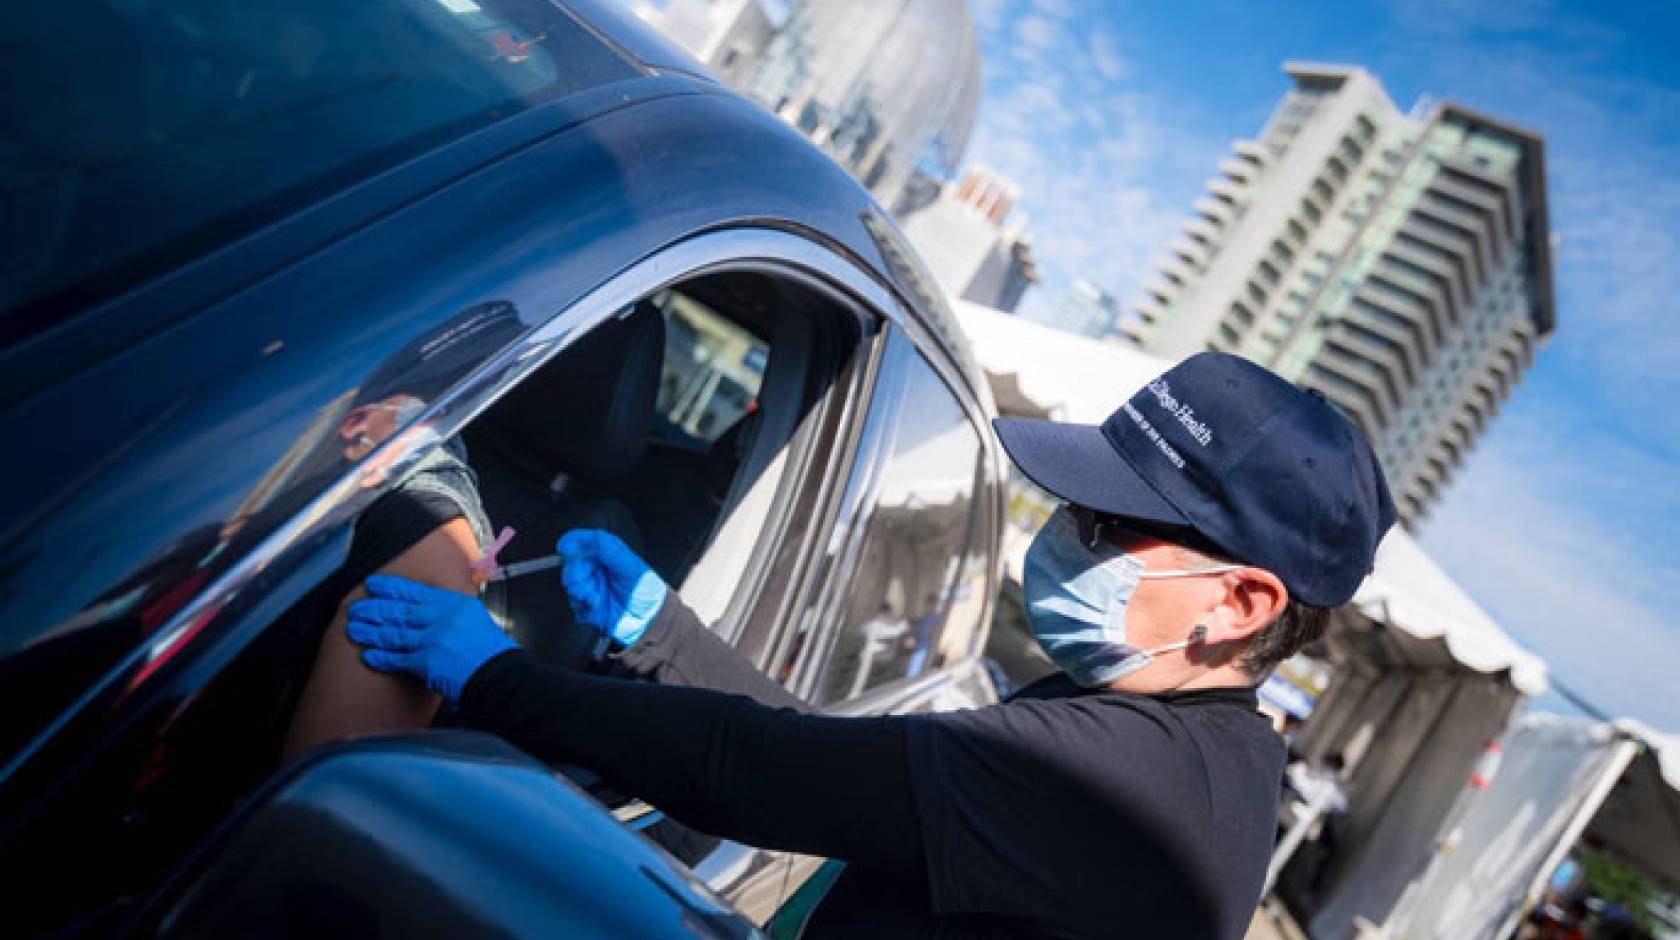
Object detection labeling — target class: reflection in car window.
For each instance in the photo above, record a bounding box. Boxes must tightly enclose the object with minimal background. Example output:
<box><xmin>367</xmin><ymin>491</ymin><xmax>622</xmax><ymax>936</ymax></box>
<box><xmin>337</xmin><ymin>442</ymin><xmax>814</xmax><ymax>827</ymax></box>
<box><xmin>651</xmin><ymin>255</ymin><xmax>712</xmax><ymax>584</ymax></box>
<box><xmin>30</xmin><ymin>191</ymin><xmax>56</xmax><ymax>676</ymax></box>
<box><xmin>0</xmin><ymin>299</ymin><xmax>524</xmax><ymax>763</ymax></box>
<box><xmin>2</xmin><ymin>0</ymin><xmax>636</xmax><ymax>338</ymax></box>
<box><xmin>817</xmin><ymin>348</ymin><xmax>986</xmax><ymax>705</ymax></box>
<box><xmin>652</xmin><ymin>291</ymin><xmax>769</xmax><ymax>445</ymax></box>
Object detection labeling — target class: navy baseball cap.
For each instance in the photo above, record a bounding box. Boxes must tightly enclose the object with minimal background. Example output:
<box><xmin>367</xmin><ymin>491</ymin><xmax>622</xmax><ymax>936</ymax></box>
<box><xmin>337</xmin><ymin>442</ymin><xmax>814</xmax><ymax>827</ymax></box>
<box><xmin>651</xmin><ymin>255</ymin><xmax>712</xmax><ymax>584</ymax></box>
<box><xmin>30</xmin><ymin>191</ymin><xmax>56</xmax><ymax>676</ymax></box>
<box><xmin>993</xmin><ymin>352</ymin><xmax>1396</xmax><ymax>607</ymax></box>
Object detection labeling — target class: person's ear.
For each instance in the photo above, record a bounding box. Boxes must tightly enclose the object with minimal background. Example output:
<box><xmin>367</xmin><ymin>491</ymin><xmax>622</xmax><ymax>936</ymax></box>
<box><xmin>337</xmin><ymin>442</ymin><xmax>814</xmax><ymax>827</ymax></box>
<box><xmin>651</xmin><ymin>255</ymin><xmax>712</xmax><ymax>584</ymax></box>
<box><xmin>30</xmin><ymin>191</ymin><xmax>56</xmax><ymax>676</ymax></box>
<box><xmin>1200</xmin><ymin>569</ymin><xmax>1287</xmax><ymax>646</ymax></box>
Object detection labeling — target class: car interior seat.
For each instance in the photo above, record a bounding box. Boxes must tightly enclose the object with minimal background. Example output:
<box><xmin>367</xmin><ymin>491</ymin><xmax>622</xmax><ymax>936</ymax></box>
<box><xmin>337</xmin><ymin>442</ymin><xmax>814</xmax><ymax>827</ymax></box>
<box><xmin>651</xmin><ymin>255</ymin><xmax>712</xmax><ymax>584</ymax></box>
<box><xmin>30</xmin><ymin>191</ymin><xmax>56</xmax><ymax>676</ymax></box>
<box><xmin>465</xmin><ymin>301</ymin><xmax>665</xmax><ymax>668</ymax></box>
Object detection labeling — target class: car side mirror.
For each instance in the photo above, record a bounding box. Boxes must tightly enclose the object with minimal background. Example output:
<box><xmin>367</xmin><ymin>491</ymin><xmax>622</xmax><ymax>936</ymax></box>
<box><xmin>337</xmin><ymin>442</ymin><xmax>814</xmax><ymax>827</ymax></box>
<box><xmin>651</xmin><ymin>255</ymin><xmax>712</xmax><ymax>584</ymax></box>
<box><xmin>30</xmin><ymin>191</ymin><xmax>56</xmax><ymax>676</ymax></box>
<box><xmin>125</xmin><ymin>731</ymin><xmax>762</xmax><ymax>940</ymax></box>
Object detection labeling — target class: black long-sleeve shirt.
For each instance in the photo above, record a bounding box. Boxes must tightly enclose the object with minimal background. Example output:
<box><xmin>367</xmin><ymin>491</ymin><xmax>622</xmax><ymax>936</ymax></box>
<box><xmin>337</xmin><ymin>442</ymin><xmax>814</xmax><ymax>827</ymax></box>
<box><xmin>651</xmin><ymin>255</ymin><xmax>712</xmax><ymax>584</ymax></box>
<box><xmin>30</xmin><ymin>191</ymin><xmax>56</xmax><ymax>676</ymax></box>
<box><xmin>459</xmin><ymin>595</ymin><xmax>1286</xmax><ymax>939</ymax></box>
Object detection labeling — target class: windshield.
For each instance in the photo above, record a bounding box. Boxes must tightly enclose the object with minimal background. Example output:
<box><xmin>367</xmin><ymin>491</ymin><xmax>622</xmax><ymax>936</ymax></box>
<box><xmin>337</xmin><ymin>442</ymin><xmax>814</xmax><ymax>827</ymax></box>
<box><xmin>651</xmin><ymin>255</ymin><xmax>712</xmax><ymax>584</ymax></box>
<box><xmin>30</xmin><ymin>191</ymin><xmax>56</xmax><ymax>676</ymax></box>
<box><xmin>0</xmin><ymin>0</ymin><xmax>637</xmax><ymax>344</ymax></box>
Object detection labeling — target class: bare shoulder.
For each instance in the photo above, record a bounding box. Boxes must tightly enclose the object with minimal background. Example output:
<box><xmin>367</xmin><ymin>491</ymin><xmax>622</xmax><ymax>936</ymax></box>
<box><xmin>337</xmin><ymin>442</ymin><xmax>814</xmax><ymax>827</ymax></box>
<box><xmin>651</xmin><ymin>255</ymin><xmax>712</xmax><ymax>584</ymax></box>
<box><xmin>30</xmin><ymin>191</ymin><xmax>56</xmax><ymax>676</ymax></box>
<box><xmin>353</xmin><ymin>515</ymin><xmax>481</xmax><ymax>601</ymax></box>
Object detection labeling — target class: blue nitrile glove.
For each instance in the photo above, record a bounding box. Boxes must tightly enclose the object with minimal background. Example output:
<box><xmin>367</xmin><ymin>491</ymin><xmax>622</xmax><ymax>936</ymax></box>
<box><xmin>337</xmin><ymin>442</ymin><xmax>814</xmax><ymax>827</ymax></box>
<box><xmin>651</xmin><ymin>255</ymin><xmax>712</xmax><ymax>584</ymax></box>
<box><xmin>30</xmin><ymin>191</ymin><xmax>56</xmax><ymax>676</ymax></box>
<box><xmin>556</xmin><ymin>528</ymin><xmax>668</xmax><ymax>647</ymax></box>
<box><xmin>347</xmin><ymin>574</ymin><xmax>518</xmax><ymax>705</ymax></box>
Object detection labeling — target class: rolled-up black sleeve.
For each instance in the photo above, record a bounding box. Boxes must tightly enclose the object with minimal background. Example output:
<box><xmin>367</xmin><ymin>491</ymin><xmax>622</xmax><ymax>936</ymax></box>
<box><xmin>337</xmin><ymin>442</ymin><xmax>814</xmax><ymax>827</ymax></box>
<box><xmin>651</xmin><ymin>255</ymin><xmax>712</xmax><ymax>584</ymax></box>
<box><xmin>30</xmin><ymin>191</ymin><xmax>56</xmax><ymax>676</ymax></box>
<box><xmin>458</xmin><ymin>646</ymin><xmax>927</xmax><ymax>883</ymax></box>
<box><xmin>611</xmin><ymin>593</ymin><xmax>808</xmax><ymax>711</ymax></box>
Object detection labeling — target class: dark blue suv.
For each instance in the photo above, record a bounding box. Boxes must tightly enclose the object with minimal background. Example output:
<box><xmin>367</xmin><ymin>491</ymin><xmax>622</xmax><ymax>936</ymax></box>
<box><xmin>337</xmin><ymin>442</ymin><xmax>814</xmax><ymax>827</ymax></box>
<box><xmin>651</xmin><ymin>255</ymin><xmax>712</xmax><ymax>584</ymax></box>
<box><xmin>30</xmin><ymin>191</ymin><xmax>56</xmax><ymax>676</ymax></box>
<box><xmin>1</xmin><ymin>2</ymin><xmax>1003</xmax><ymax>936</ymax></box>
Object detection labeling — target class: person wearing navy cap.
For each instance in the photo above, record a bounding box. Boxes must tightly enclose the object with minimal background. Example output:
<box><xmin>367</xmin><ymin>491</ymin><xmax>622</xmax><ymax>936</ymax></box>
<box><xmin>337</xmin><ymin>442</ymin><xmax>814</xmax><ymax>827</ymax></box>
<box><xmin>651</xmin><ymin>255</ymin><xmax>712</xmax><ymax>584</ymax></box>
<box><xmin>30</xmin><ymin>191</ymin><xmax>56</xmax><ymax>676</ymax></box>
<box><xmin>346</xmin><ymin>352</ymin><xmax>1396</xmax><ymax>939</ymax></box>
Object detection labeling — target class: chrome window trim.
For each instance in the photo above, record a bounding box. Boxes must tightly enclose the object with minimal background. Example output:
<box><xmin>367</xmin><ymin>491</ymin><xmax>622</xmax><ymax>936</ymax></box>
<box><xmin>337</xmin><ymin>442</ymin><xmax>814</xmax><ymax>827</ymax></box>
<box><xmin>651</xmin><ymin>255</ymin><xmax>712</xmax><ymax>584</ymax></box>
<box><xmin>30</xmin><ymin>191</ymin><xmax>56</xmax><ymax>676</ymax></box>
<box><xmin>745</xmin><ymin>315</ymin><xmax>884</xmax><ymax>673</ymax></box>
<box><xmin>5</xmin><ymin>226</ymin><xmax>919</xmax><ymax>784</ymax></box>
<box><xmin>789</xmin><ymin>324</ymin><xmax>1003</xmax><ymax>710</ymax></box>
<box><xmin>784</xmin><ymin>326</ymin><xmax>911</xmax><ymax>702</ymax></box>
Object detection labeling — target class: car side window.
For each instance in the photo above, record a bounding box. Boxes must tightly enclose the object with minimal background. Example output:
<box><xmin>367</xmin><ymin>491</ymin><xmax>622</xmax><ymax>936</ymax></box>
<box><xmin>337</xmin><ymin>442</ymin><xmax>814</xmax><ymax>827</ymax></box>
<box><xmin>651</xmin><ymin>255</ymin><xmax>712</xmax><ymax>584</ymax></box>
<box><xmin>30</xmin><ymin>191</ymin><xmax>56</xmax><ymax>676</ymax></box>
<box><xmin>654</xmin><ymin>291</ymin><xmax>769</xmax><ymax>445</ymax></box>
<box><xmin>814</xmin><ymin>334</ymin><xmax>988</xmax><ymax>706</ymax></box>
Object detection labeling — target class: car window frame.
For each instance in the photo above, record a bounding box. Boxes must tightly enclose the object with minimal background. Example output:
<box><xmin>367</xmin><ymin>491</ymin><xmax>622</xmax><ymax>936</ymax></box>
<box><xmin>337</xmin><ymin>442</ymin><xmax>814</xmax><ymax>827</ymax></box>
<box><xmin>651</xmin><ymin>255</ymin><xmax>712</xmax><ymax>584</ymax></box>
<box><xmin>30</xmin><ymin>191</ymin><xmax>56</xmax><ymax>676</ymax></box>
<box><xmin>3</xmin><ymin>228</ymin><xmax>922</xmax><ymax>793</ymax></box>
<box><xmin>666</xmin><ymin>269</ymin><xmax>876</xmax><ymax>653</ymax></box>
<box><xmin>783</xmin><ymin>325</ymin><xmax>1001</xmax><ymax>715</ymax></box>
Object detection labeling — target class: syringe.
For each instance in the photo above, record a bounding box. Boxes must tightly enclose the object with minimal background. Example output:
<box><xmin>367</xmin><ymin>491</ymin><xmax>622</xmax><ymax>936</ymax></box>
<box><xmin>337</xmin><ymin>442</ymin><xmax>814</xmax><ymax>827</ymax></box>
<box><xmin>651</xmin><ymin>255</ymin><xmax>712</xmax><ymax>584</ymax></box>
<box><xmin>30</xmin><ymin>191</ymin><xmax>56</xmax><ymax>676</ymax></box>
<box><xmin>484</xmin><ymin>553</ymin><xmax>562</xmax><ymax>582</ymax></box>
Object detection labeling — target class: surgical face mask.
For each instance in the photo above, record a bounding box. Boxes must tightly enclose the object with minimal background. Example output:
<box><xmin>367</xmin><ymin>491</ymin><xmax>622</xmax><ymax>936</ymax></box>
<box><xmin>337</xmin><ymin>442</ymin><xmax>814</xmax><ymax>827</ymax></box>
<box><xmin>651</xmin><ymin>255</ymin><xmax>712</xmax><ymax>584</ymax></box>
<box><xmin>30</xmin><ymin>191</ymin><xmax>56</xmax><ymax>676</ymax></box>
<box><xmin>1022</xmin><ymin>506</ymin><xmax>1240</xmax><ymax>687</ymax></box>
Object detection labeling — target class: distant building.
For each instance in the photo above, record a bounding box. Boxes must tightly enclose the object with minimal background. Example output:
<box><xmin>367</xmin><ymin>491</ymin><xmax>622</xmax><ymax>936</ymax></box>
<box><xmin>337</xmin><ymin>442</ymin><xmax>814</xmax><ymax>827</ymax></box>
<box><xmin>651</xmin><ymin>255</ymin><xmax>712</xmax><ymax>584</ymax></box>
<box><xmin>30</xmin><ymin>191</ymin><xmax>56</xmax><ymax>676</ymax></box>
<box><xmin>650</xmin><ymin>0</ymin><xmax>983</xmax><ymax>213</ymax></box>
<box><xmin>1130</xmin><ymin>63</ymin><xmax>1557</xmax><ymax>525</ymax></box>
<box><xmin>1040</xmin><ymin>279</ymin><xmax>1127</xmax><ymax>341</ymax></box>
<box><xmin>649</xmin><ymin>0</ymin><xmax>778</xmax><ymax>88</ymax></box>
<box><xmin>901</xmin><ymin>167</ymin><xmax>1039</xmax><ymax>313</ymax></box>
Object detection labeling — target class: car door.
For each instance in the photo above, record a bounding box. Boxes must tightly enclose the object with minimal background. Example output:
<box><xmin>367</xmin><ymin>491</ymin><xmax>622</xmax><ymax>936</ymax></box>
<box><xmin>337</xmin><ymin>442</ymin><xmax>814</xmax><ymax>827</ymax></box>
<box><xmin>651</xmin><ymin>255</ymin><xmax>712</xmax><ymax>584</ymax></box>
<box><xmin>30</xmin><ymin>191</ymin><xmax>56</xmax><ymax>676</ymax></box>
<box><xmin>128</xmin><ymin>732</ymin><xmax>768</xmax><ymax>940</ymax></box>
<box><xmin>0</xmin><ymin>226</ymin><xmax>898</xmax><ymax>934</ymax></box>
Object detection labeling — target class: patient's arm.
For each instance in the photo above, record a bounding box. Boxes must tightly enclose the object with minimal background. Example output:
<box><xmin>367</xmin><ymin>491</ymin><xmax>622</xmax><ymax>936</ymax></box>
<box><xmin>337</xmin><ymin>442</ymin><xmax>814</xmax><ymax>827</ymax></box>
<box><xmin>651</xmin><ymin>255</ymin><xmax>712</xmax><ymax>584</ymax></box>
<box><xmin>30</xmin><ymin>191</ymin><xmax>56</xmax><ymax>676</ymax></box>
<box><xmin>282</xmin><ymin>516</ymin><xmax>482</xmax><ymax>760</ymax></box>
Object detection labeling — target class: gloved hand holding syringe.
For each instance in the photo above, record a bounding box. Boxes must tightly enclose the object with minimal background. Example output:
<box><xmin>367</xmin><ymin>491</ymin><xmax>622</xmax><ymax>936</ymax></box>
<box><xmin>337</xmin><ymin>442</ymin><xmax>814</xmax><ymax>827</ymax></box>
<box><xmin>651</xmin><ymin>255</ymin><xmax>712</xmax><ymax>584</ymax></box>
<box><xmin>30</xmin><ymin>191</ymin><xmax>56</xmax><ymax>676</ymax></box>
<box><xmin>470</xmin><ymin>525</ymin><xmax>668</xmax><ymax>648</ymax></box>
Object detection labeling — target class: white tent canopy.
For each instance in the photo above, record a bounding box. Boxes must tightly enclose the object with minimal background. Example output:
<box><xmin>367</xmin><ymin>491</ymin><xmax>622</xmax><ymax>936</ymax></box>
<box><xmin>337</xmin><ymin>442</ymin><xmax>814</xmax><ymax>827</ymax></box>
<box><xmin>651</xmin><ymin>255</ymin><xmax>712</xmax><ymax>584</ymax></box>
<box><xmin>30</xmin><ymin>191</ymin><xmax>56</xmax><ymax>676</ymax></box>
<box><xmin>1591</xmin><ymin>719</ymin><xmax>1680</xmax><ymax>889</ymax></box>
<box><xmin>953</xmin><ymin>300</ymin><xmax>1168</xmax><ymax>423</ymax></box>
<box><xmin>1385</xmin><ymin>714</ymin><xmax>1680</xmax><ymax>940</ymax></box>
<box><xmin>1353</xmin><ymin>530</ymin><xmax>1548</xmax><ymax>696</ymax></box>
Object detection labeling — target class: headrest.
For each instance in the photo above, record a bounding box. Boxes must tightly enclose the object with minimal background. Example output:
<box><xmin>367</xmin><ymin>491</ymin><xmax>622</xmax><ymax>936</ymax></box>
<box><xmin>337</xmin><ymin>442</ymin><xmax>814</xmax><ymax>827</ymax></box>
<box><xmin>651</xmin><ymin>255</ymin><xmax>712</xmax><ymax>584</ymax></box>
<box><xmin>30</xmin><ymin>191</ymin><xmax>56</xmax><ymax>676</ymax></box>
<box><xmin>490</xmin><ymin>301</ymin><xmax>665</xmax><ymax>482</ymax></box>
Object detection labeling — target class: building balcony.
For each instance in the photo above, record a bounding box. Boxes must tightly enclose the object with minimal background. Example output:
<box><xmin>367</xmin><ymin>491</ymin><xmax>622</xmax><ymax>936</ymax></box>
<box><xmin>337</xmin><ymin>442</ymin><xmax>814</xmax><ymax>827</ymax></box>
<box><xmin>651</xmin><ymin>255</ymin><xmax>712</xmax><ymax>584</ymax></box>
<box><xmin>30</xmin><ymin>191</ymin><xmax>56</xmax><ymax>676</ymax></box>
<box><xmin>1413</xmin><ymin>199</ymin><xmax>1500</xmax><ymax>278</ymax></box>
<box><xmin>1323</xmin><ymin>334</ymin><xmax>1405</xmax><ymax>419</ymax></box>
<box><xmin>1219</xmin><ymin>157</ymin><xmax>1258</xmax><ymax>186</ymax></box>
<box><xmin>1406</xmin><ymin>205</ymin><xmax>1492</xmax><ymax>284</ymax></box>
<box><xmin>1207</xmin><ymin>177</ymin><xmax>1246</xmax><ymax>205</ymax></box>
<box><xmin>1399</xmin><ymin>216</ymin><xmax>1478</xmax><ymax>274</ymax></box>
<box><xmin>1435</xmin><ymin>162</ymin><xmax>1521</xmax><ymax>240</ymax></box>
<box><xmin>1182</xmin><ymin>217</ymin><xmax>1223</xmax><ymax>250</ymax></box>
<box><xmin>1160</xmin><ymin>253</ymin><xmax>1199</xmax><ymax>286</ymax></box>
<box><xmin>1311</xmin><ymin>347</ymin><xmax>1398</xmax><ymax>427</ymax></box>
<box><xmin>1343</xmin><ymin>304</ymin><xmax>1425</xmax><ymax>377</ymax></box>
<box><xmin>1335</xmin><ymin>316</ymin><xmax>1422</xmax><ymax>386</ymax></box>
<box><xmin>1233</xmin><ymin>139</ymin><xmax>1270</xmax><ymax>167</ymax></box>
<box><xmin>1370</xmin><ymin>262</ymin><xmax>1453</xmax><ymax>342</ymax></box>
<box><xmin>1428</xmin><ymin>182</ymin><xmax>1513</xmax><ymax>264</ymax></box>
<box><xmin>1134</xmin><ymin>293</ymin><xmax>1167</xmax><ymax>324</ymax></box>
<box><xmin>1169</xmin><ymin>236</ymin><xmax>1208</xmax><ymax>269</ymax></box>
<box><xmin>1379</xmin><ymin>253</ymin><xmax>1466</xmax><ymax>330</ymax></box>
<box><xmin>1142</xmin><ymin>277</ymin><xmax>1177</xmax><ymax>305</ymax></box>
<box><xmin>1358</xmin><ymin>277</ymin><xmax>1445</xmax><ymax>352</ymax></box>
<box><xmin>1193</xmin><ymin>196</ymin><xmax>1234</xmax><ymax>226</ymax></box>
<box><xmin>1383</xmin><ymin>242</ymin><xmax>1473</xmax><ymax>321</ymax></box>
<box><xmin>1303</xmin><ymin>365</ymin><xmax>1382</xmax><ymax>440</ymax></box>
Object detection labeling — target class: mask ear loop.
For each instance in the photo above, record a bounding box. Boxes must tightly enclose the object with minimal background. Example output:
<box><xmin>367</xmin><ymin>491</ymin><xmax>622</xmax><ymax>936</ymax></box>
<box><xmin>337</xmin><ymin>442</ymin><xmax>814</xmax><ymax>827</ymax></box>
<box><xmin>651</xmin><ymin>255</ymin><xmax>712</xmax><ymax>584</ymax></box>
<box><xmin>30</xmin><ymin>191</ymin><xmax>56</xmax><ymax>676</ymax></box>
<box><xmin>1138</xmin><ymin>619</ymin><xmax>1211</xmax><ymax>661</ymax></box>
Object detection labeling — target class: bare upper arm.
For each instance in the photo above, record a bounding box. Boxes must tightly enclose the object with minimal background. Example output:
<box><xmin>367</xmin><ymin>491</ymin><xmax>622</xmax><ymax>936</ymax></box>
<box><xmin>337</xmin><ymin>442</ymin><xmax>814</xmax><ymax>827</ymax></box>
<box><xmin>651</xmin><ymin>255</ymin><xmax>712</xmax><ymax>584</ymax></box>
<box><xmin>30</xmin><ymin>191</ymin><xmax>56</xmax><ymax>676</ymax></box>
<box><xmin>282</xmin><ymin>517</ymin><xmax>481</xmax><ymax>760</ymax></box>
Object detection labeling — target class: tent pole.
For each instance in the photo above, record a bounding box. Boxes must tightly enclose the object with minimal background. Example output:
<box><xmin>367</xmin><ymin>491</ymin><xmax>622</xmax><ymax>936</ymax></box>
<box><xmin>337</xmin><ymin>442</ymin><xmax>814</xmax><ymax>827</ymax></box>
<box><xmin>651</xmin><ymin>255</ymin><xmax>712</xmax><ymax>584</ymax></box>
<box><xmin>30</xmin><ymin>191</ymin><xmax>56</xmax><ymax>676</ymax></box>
<box><xmin>1490</xmin><ymin>737</ymin><xmax>1640</xmax><ymax>940</ymax></box>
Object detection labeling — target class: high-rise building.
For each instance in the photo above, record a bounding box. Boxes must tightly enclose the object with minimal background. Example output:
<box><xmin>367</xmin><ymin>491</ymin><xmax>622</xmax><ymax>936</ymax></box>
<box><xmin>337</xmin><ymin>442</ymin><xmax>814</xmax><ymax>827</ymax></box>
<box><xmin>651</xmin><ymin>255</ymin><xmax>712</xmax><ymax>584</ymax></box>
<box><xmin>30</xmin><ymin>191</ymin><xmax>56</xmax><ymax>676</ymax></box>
<box><xmin>901</xmin><ymin>167</ymin><xmax>1039</xmax><ymax>313</ymax></box>
<box><xmin>1129</xmin><ymin>63</ymin><xmax>1556</xmax><ymax>525</ymax></box>
<box><xmin>650</xmin><ymin>0</ymin><xmax>983</xmax><ymax>213</ymax></box>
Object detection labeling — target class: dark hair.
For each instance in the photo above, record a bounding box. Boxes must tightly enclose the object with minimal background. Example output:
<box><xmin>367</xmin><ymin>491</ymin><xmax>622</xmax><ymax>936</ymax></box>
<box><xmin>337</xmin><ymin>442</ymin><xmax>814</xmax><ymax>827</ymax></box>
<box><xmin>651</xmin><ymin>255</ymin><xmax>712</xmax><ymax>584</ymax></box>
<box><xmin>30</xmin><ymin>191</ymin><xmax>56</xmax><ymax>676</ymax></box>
<box><xmin>1240</xmin><ymin>597</ymin><xmax>1332</xmax><ymax>675</ymax></box>
<box><xmin>1169</xmin><ymin>541</ymin><xmax>1333</xmax><ymax>675</ymax></box>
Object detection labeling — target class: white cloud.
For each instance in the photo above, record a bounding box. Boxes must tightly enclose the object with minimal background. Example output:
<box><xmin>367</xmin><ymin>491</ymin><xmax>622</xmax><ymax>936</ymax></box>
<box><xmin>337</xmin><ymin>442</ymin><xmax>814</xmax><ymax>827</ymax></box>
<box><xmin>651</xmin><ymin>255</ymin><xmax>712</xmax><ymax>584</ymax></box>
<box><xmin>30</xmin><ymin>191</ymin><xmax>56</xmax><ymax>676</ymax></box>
<box><xmin>1014</xmin><ymin>14</ymin><xmax>1065</xmax><ymax>54</ymax></box>
<box><xmin>968</xmin><ymin>0</ymin><xmax>1014</xmax><ymax>32</ymax></box>
<box><xmin>1028</xmin><ymin>0</ymin><xmax>1076</xmax><ymax>19</ymax></box>
<box><xmin>1385</xmin><ymin>0</ymin><xmax>1556</xmax><ymax>36</ymax></box>
<box><xmin>966</xmin><ymin>12</ymin><xmax>1220</xmax><ymax>321</ymax></box>
<box><xmin>1089</xmin><ymin>31</ymin><xmax>1125</xmax><ymax>81</ymax></box>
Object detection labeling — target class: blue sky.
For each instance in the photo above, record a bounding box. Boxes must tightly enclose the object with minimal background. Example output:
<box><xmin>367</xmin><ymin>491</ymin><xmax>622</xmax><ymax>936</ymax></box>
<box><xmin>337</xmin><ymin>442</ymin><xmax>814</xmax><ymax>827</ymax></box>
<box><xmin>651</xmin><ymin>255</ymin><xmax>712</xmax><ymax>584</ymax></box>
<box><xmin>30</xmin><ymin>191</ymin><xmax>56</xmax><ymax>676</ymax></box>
<box><xmin>629</xmin><ymin>0</ymin><xmax>1678</xmax><ymax>729</ymax></box>
<box><xmin>959</xmin><ymin>0</ymin><xmax>1679</xmax><ymax>728</ymax></box>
